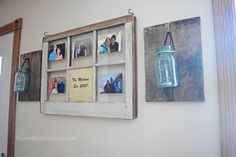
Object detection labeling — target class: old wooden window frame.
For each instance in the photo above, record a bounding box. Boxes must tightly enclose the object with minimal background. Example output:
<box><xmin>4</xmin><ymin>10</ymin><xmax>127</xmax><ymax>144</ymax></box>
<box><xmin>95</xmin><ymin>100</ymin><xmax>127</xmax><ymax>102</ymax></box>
<box><xmin>41</xmin><ymin>15</ymin><xmax>137</xmax><ymax>119</ymax></box>
<box><xmin>0</xmin><ymin>18</ymin><xmax>22</xmax><ymax>157</ymax></box>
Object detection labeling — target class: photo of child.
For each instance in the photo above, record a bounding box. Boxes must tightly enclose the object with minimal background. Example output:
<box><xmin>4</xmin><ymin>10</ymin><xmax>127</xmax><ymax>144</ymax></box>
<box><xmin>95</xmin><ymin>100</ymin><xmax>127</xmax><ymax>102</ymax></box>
<box><xmin>97</xmin><ymin>32</ymin><xmax>121</xmax><ymax>54</ymax></box>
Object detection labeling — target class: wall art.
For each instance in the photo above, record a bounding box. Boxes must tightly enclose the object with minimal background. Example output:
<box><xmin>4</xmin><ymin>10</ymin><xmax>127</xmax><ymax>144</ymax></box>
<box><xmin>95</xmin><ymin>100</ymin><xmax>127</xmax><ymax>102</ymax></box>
<box><xmin>144</xmin><ymin>17</ymin><xmax>204</xmax><ymax>102</ymax></box>
<box><xmin>18</xmin><ymin>50</ymin><xmax>42</xmax><ymax>101</ymax></box>
<box><xmin>41</xmin><ymin>15</ymin><xmax>137</xmax><ymax>119</ymax></box>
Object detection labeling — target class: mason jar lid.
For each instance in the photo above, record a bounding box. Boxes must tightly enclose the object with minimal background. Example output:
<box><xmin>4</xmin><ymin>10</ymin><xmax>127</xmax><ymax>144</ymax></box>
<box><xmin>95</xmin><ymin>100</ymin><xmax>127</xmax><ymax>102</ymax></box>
<box><xmin>156</xmin><ymin>45</ymin><xmax>175</xmax><ymax>53</ymax></box>
<box><xmin>18</xmin><ymin>67</ymin><xmax>30</xmax><ymax>73</ymax></box>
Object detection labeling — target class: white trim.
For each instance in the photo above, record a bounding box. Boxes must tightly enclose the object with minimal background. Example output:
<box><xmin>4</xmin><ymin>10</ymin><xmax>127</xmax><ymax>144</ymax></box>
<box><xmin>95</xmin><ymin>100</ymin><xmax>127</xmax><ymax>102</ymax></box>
<box><xmin>0</xmin><ymin>56</ymin><xmax>2</xmax><ymax>75</ymax></box>
<box><xmin>125</xmin><ymin>22</ymin><xmax>133</xmax><ymax>119</ymax></box>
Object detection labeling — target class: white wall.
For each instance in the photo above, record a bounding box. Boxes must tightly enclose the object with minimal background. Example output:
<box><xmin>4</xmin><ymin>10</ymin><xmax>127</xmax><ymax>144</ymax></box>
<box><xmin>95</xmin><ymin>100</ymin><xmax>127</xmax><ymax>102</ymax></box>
<box><xmin>0</xmin><ymin>0</ymin><xmax>220</xmax><ymax>157</ymax></box>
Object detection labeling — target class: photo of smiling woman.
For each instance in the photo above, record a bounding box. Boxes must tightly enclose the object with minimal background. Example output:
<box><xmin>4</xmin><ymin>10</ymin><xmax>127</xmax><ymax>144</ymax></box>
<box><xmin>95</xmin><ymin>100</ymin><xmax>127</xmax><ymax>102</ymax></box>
<box><xmin>51</xmin><ymin>81</ymin><xmax>58</xmax><ymax>94</ymax></box>
<box><xmin>98</xmin><ymin>37</ymin><xmax>111</xmax><ymax>54</ymax></box>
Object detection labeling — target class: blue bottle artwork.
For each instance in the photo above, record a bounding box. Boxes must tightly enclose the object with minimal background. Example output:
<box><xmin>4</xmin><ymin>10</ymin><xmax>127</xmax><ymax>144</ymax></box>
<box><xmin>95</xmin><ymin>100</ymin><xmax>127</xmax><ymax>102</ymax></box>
<box><xmin>144</xmin><ymin>17</ymin><xmax>204</xmax><ymax>102</ymax></box>
<box><xmin>155</xmin><ymin>32</ymin><xmax>178</xmax><ymax>88</ymax></box>
<box><xmin>14</xmin><ymin>58</ymin><xmax>30</xmax><ymax>92</ymax></box>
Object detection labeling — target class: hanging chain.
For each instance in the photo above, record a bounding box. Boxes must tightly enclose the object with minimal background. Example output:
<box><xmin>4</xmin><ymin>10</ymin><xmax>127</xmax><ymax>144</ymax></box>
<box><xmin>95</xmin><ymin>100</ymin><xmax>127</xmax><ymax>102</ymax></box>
<box><xmin>21</xmin><ymin>58</ymin><xmax>30</xmax><ymax>69</ymax></box>
<box><xmin>164</xmin><ymin>32</ymin><xmax>175</xmax><ymax>51</ymax></box>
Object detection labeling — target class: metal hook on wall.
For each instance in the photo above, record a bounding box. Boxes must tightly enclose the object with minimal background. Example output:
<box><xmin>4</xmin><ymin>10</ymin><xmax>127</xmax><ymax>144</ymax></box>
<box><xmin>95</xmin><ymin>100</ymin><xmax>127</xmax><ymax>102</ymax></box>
<box><xmin>22</xmin><ymin>53</ymin><xmax>27</xmax><ymax>59</ymax></box>
<box><xmin>44</xmin><ymin>32</ymin><xmax>50</xmax><ymax>37</ymax></box>
<box><xmin>164</xmin><ymin>23</ymin><xmax>170</xmax><ymax>32</ymax></box>
<box><xmin>128</xmin><ymin>8</ymin><xmax>134</xmax><ymax>15</ymax></box>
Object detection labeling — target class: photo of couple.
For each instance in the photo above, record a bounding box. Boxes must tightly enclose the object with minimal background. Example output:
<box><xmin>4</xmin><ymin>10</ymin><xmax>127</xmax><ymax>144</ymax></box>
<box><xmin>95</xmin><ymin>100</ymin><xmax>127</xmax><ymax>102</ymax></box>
<box><xmin>48</xmin><ymin>43</ymin><xmax>65</xmax><ymax>61</ymax></box>
<box><xmin>98</xmin><ymin>72</ymin><xmax>122</xmax><ymax>94</ymax></box>
<box><xmin>73</xmin><ymin>38</ymin><xmax>91</xmax><ymax>58</ymax></box>
<box><xmin>48</xmin><ymin>77</ymin><xmax>65</xmax><ymax>94</ymax></box>
<box><xmin>98</xmin><ymin>32</ymin><xmax>121</xmax><ymax>54</ymax></box>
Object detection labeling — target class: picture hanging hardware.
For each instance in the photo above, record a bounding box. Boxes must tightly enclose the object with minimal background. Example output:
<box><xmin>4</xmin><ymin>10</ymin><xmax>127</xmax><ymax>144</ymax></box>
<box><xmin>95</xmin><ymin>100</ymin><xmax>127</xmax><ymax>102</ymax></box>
<box><xmin>23</xmin><ymin>53</ymin><xmax>27</xmax><ymax>59</ymax></box>
<box><xmin>128</xmin><ymin>8</ymin><xmax>134</xmax><ymax>15</ymax></box>
<box><xmin>164</xmin><ymin>31</ymin><xmax>175</xmax><ymax>51</ymax></box>
<box><xmin>21</xmin><ymin>57</ymin><xmax>31</xmax><ymax>69</ymax></box>
<box><xmin>164</xmin><ymin>23</ymin><xmax>170</xmax><ymax>32</ymax></box>
<box><xmin>44</xmin><ymin>32</ymin><xmax>50</xmax><ymax>37</ymax></box>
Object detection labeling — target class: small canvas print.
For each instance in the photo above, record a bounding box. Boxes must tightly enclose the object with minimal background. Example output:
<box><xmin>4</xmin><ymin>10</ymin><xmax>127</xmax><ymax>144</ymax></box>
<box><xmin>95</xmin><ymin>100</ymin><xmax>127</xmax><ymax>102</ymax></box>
<box><xmin>97</xmin><ymin>32</ymin><xmax>121</xmax><ymax>54</ymax></box>
<box><xmin>48</xmin><ymin>43</ymin><xmax>65</xmax><ymax>62</ymax></box>
<box><xmin>48</xmin><ymin>76</ymin><xmax>65</xmax><ymax>94</ymax></box>
<box><xmin>73</xmin><ymin>38</ymin><xmax>92</xmax><ymax>58</ymax></box>
<box><xmin>98</xmin><ymin>72</ymin><xmax>122</xmax><ymax>94</ymax></box>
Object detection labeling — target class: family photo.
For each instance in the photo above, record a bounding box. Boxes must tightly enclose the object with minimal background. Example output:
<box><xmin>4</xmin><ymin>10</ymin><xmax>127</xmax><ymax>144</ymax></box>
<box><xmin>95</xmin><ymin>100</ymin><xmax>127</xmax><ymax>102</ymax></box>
<box><xmin>98</xmin><ymin>72</ymin><xmax>122</xmax><ymax>94</ymax></box>
<box><xmin>97</xmin><ymin>32</ymin><xmax>121</xmax><ymax>54</ymax></box>
<box><xmin>73</xmin><ymin>38</ymin><xmax>91</xmax><ymax>58</ymax></box>
<box><xmin>48</xmin><ymin>43</ymin><xmax>65</xmax><ymax>61</ymax></box>
<box><xmin>48</xmin><ymin>77</ymin><xmax>65</xmax><ymax>94</ymax></box>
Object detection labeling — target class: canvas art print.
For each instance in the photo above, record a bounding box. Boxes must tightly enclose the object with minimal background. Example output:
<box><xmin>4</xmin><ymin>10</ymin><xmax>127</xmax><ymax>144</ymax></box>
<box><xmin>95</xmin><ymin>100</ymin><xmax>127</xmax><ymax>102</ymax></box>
<box><xmin>98</xmin><ymin>72</ymin><xmax>122</xmax><ymax>94</ymax></box>
<box><xmin>144</xmin><ymin>17</ymin><xmax>204</xmax><ymax>102</ymax></box>
<box><xmin>68</xmin><ymin>68</ymin><xmax>93</xmax><ymax>102</ymax></box>
<box><xmin>18</xmin><ymin>51</ymin><xmax>42</xmax><ymax>101</ymax></box>
<box><xmin>48</xmin><ymin>43</ymin><xmax>65</xmax><ymax>61</ymax></box>
<box><xmin>73</xmin><ymin>38</ymin><xmax>92</xmax><ymax>58</ymax></box>
<box><xmin>48</xmin><ymin>77</ymin><xmax>65</xmax><ymax>94</ymax></box>
<box><xmin>97</xmin><ymin>32</ymin><xmax>121</xmax><ymax>54</ymax></box>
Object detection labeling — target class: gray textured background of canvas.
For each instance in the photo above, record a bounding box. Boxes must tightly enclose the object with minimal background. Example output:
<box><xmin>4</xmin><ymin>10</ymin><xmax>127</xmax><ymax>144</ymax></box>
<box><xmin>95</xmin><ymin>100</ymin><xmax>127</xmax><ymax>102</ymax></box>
<box><xmin>144</xmin><ymin>17</ymin><xmax>204</xmax><ymax>102</ymax></box>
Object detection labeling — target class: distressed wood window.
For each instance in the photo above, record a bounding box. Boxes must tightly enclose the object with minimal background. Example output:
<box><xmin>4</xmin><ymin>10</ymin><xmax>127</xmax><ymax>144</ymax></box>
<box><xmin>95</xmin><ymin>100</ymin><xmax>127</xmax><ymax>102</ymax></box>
<box><xmin>41</xmin><ymin>15</ymin><xmax>137</xmax><ymax>119</ymax></box>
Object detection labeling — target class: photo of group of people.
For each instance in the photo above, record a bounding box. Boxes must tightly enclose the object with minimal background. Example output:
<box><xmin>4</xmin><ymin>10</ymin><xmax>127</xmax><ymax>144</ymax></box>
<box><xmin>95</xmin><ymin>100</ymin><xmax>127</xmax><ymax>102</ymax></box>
<box><xmin>73</xmin><ymin>38</ymin><xmax>91</xmax><ymax>58</ymax></box>
<box><xmin>97</xmin><ymin>32</ymin><xmax>121</xmax><ymax>54</ymax></box>
<box><xmin>48</xmin><ymin>43</ymin><xmax>65</xmax><ymax>61</ymax></box>
<box><xmin>98</xmin><ymin>72</ymin><xmax>122</xmax><ymax>94</ymax></box>
<box><xmin>48</xmin><ymin>77</ymin><xmax>65</xmax><ymax>94</ymax></box>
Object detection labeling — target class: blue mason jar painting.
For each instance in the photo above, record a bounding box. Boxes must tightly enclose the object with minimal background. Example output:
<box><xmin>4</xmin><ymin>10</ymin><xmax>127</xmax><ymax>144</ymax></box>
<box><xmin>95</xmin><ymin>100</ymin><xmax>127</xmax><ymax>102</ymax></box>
<box><xmin>14</xmin><ymin>67</ymin><xmax>30</xmax><ymax>92</ymax></box>
<box><xmin>155</xmin><ymin>45</ymin><xmax>179</xmax><ymax>88</ymax></box>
